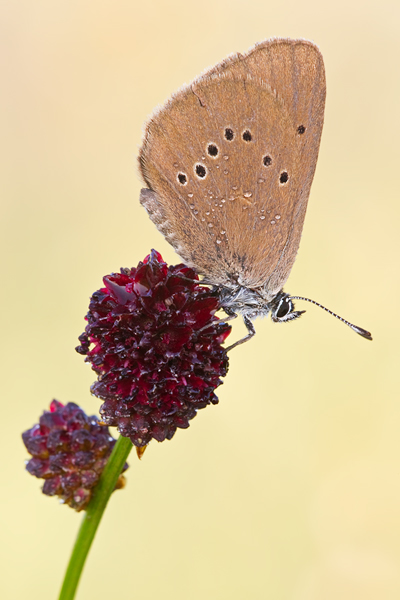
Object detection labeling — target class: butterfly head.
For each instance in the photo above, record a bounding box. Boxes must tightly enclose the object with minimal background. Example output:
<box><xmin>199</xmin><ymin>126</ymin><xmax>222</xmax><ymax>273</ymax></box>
<box><xmin>269</xmin><ymin>291</ymin><xmax>306</xmax><ymax>323</ymax></box>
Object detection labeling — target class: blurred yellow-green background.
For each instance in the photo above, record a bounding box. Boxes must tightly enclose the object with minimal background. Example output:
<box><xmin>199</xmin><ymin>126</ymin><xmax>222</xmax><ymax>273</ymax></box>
<box><xmin>2</xmin><ymin>1</ymin><xmax>399</xmax><ymax>598</ymax></box>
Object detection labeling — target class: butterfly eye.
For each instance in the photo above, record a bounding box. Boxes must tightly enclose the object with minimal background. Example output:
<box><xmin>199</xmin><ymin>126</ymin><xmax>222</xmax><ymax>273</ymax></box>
<box><xmin>276</xmin><ymin>297</ymin><xmax>292</xmax><ymax>318</ymax></box>
<box><xmin>263</xmin><ymin>155</ymin><xmax>272</xmax><ymax>167</ymax></box>
<box><xmin>297</xmin><ymin>125</ymin><xmax>306</xmax><ymax>134</ymax></box>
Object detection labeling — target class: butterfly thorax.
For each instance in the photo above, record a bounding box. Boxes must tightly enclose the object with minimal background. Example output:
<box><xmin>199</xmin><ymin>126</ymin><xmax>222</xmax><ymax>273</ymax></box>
<box><xmin>215</xmin><ymin>284</ymin><xmax>272</xmax><ymax>320</ymax></box>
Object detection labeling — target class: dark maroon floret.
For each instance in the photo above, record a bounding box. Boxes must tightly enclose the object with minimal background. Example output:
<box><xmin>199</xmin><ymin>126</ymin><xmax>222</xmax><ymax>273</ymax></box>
<box><xmin>22</xmin><ymin>400</ymin><xmax>128</xmax><ymax>511</ymax></box>
<box><xmin>76</xmin><ymin>250</ymin><xmax>231</xmax><ymax>447</ymax></box>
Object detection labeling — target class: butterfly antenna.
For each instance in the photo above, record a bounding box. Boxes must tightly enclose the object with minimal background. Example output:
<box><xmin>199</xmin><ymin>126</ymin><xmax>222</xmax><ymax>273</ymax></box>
<box><xmin>290</xmin><ymin>296</ymin><xmax>372</xmax><ymax>341</ymax></box>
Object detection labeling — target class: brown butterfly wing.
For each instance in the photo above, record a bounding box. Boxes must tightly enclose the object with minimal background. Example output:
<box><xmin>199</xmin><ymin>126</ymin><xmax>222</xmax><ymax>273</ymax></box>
<box><xmin>139</xmin><ymin>38</ymin><xmax>326</xmax><ymax>298</ymax></box>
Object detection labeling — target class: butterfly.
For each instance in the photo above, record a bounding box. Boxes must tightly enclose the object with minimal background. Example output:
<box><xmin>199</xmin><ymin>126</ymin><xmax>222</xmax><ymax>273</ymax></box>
<box><xmin>138</xmin><ymin>38</ymin><xmax>371</xmax><ymax>347</ymax></box>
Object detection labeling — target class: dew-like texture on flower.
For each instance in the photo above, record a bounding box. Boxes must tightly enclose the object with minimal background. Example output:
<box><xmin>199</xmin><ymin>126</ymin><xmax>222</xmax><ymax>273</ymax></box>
<box><xmin>76</xmin><ymin>250</ymin><xmax>231</xmax><ymax>447</ymax></box>
<box><xmin>22</xmin><ymin>400</ymin><xmax>127</xmax><ymax>511</ymax></box>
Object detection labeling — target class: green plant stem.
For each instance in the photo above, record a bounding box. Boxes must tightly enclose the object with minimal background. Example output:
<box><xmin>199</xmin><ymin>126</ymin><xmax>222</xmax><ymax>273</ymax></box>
<box><xmin>58</xmin><ymin>435</ymin><xmax>133</xmax><ymax>600</ymax></box>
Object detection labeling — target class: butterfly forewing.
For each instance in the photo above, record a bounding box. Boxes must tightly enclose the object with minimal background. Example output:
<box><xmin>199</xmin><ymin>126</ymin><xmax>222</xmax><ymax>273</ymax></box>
<box><xmin>139</xmin><ymin>38</ymin><xmax>326</xmax><ymax>297</ymax></box>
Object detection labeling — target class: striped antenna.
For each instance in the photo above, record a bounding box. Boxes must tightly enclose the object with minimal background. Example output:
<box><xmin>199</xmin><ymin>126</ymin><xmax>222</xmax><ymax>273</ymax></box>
<box><xmin>290</xmin><ymin>296</ymin><xmax>372</xmax><ymax>341</ymax></box>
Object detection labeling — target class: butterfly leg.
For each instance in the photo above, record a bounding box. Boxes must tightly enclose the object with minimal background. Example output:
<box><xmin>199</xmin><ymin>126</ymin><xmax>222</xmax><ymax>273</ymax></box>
<box><xmin>217</xmin><ymin>312</ymin><xmax>238</xmax><ymax>326</ymax></box>
<box><xmin>196</xmin><ymin>311</ymin><xmax>238</xmax><ymax>334</ymax></box>
<box><xmin>225</xmin><ymin>315</ymin><xmax>256</xmax><ymax>352</ymax></box>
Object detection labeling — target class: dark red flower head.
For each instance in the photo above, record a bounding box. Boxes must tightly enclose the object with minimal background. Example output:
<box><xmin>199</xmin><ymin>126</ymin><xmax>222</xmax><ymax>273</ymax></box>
<box><xmin>22</xmin><ymin>400</ymin><xmax>127</xmax><ymax>511</ymax></box>
<box><xmin>76</xmin><ymin>250</ymin><xmax>231</xmax><ymax>447</ymax></box>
